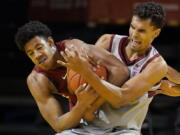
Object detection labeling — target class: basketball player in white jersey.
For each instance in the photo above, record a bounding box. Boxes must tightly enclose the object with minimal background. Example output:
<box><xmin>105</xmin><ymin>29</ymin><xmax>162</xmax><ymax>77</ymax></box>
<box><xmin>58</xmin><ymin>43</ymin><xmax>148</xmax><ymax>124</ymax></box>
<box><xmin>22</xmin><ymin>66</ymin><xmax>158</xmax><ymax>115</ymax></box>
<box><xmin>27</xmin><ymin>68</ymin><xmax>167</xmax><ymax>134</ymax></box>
<box><xmin>57</xmin><ymin>2</ymin><xmax>169</xmax><ymax>135</ymax></box>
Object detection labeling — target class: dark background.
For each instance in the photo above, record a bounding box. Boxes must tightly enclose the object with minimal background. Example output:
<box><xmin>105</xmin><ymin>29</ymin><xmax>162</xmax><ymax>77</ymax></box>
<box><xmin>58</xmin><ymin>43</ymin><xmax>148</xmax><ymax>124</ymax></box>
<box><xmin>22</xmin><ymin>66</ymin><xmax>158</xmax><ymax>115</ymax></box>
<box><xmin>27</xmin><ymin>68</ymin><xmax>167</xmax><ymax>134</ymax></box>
<box><xmin>0</xmin><ymin>0</ymin><xmax>179</xmax><ymax>135</ymax></box>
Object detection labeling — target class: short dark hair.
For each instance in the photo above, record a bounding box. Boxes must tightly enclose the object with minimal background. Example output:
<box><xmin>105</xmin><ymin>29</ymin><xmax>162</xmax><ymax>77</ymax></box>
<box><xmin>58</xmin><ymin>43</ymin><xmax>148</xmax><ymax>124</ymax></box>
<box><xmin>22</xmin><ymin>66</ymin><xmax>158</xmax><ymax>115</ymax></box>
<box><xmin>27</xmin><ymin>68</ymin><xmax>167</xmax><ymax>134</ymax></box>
<box><xmin>133</xmin><ymin>2</ymin><xmax>166</xmax><ymax>29</ymax></box>
<box><xmin>15</xmin><ymin>21</ymin><xmax>52</xmax><ymax>51</ymax></box>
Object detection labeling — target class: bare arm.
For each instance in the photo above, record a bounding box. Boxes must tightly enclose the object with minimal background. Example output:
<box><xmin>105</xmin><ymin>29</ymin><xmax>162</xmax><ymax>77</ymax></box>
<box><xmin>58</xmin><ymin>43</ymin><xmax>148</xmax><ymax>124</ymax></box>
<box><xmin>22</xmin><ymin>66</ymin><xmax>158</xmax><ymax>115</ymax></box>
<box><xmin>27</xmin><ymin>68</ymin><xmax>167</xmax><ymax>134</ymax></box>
<box><xmin>166</xmin><ymin>66</ymin><xmax>180</xmax><ymax>84</ymax></box>
<box><xmin>58</xmin><ymin>48</ymin><xmax>167</xmax><ymax>108</ymax></box>
<box><xmin>95</xmin><ymin>34</ymin><xmax>112</xmax><ymax>49</ymax></box>
<box><xmin>96</xmin><ymin>36</ymin><xmax>180</xmax><ymax>85</ymax></box>
<box><xmin>95</xmin><ymin>35</ymin><xmax>180</xmax><ymax>98</ymax></box>
<box><xmin>62</xmin><ymin>39</ymin><xmax>129</xmax><ymax>120</ymax></box>
<box><xmin>82</xmin><ymin>45</ymin><xmax>129</xmax><ymax>120</ymax></box>
<box><xmin>86</xmin><ymin>57</ymin><xmax>167</xmax><ymax>107</ymax></box>
<box><xmin>27</xmin><ymin>71</ymin><xmax>97</xmax><ymax>132</ymax></box>
<box><xmin>154</xmin><ymin>80</ymin><xmax>180</xmax><ymax>97</ymax></box>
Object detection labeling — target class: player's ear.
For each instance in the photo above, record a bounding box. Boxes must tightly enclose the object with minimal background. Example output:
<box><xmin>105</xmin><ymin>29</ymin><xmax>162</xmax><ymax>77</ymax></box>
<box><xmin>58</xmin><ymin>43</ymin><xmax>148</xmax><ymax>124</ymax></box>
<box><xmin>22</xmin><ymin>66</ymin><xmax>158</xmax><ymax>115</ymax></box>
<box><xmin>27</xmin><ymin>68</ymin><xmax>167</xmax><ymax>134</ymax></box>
<box><xmin>47</xmin><ymin>36</ymin><xmax>55</xmax><ymax>47</ymax></box>
<box><xmin>154</xmin><ymin>28</ymin><xmax>161</xmax><ymax>38</ymax></box>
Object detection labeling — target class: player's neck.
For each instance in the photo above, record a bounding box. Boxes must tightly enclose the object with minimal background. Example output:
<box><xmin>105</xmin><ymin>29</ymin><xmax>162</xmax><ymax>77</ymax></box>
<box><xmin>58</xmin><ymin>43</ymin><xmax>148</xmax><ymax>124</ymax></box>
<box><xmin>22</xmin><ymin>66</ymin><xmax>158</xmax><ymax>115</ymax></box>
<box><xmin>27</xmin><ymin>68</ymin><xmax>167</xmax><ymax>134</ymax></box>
<box><xmin>125</xmin><ymin>43</ymin><xmax>148</xmax><ymax>61</ymax></box>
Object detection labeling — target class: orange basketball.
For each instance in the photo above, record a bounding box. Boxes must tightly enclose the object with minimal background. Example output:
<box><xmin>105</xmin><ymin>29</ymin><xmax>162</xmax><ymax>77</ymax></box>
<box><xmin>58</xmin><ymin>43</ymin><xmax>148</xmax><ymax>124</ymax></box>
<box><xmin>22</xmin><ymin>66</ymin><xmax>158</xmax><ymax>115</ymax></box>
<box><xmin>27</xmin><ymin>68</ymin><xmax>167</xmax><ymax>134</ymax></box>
<box><xmin>67</xmin><ymin>65</ymin><xmax>107</xmax><ymax>93</ymax></box>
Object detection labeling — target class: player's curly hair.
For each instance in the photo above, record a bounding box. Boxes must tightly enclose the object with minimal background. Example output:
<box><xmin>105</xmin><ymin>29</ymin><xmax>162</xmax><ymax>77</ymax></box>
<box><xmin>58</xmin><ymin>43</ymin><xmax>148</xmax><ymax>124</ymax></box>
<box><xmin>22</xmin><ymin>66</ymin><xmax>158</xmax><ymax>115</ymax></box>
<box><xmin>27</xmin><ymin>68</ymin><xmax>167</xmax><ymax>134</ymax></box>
<box><xmin>15</xmin><ymin>21</ymin><xmax>52</xmax><ymax>51</ymax></box>
<box><xmin>133</xmin><ymin>2</ymin><xmax>166</xmax><ymax>29</ymax></box>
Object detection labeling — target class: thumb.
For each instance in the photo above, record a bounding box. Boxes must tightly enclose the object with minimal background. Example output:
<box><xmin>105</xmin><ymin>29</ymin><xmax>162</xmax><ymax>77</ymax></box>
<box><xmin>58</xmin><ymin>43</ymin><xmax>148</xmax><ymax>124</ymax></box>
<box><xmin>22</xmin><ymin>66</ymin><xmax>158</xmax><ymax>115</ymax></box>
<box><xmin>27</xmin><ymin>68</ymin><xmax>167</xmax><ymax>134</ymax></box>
<box><xmin>57</xmin><ymin>60</ymin><xmax>69</xmax><ymax>67</ymax></box>
<box><xmin>154</xmin><ymin>90</ymin><xmax>162</xmax><ymax>95</ymax></box>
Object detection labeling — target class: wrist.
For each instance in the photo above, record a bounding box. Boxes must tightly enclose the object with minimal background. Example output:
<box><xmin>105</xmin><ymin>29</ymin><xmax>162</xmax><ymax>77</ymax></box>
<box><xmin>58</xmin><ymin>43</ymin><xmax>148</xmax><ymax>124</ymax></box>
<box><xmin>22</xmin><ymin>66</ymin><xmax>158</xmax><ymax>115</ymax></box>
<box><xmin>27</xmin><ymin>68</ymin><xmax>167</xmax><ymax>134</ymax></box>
<box><xmin>81</xmin><ymin>100</ymin><xmax>92</xmax><ymax>107</ymax></box>
<box><xmin>76</xmin><ymin>100</ymin><xmax>91</xmax><ymax>110</ymax></box>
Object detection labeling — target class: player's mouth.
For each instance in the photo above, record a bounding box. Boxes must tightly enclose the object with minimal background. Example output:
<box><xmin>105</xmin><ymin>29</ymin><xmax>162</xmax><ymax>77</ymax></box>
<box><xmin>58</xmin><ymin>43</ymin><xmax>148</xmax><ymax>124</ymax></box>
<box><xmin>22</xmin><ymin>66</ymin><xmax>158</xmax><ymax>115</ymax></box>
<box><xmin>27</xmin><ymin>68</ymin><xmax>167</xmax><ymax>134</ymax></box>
<box><xmin>130</xmin><ymin>40</ymin><xmax>141</xmax><ymax>48</ymax></box>
<box><xmin>38</xmin><ymin>57</ymin><xmax>47</xmax><ymax>64</ymax></box>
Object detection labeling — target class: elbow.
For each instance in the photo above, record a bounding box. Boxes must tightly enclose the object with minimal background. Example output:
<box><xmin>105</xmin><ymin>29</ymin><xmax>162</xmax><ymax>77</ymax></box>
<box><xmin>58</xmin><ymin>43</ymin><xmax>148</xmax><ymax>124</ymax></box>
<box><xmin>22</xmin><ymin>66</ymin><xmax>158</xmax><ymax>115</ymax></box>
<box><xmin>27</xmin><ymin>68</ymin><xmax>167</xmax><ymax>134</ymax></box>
<box><xmin>112</xmin><ymin>99</ymin><xmax>129</xmax><ymax>108</ymax></box>
<box><xmin>54</xmin><ymin>128</ymin><xmax>63</xmax><ymax>133</ymax></box>
<box><xmin>112</xmin><ymin>100</ymin><xmax>123</xmax><ymax>108</ymax></box>
<box><xmin>50</xmin><ymin>119</ymin><xmax>64</xmax><ymax>133</ymax></box>
<box><xmin>52</xmin><ymin>124</ymin><xmax>63</xmax><ymax>133</ymax></box>
<box><xmin>110</xmin><ymin>93</ymin><xmax>124</xmax><ymax>108</ymax></box>
<box><xmin>110</xmin><ymin>91</ymin><xmax>133</xmax><ymax>108</ymax></box>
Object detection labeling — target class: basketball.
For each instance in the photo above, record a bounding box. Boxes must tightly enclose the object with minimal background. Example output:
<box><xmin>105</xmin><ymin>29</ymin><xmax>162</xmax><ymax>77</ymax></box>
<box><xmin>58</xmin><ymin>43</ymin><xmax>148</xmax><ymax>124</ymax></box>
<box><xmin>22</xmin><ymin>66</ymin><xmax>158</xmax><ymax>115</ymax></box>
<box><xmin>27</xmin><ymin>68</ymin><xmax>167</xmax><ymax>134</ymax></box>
<box><xmin>67</xmin><ymin>65</ymin><xmax>107</xmax><ymax>92</ymax></box>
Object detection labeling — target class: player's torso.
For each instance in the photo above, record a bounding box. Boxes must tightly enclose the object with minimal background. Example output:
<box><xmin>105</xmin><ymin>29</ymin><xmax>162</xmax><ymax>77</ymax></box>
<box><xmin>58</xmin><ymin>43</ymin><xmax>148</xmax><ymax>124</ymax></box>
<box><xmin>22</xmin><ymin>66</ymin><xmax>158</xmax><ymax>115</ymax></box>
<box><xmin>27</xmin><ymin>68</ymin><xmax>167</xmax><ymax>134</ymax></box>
<box><xmin>89</xmin><ymin>34</ymin><xmax>160</xmax><ymax>130</ymax></box>
<box><xmin>33</xmin><ymin>40</ymin><xmax>77</xmax><ymax>103</ymax></box>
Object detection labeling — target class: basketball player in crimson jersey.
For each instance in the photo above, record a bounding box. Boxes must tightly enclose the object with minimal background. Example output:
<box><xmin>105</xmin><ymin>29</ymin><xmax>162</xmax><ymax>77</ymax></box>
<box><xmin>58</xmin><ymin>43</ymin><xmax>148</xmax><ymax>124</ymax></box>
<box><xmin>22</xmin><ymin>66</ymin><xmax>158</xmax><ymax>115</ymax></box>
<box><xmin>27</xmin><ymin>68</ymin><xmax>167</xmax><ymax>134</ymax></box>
<box><xmin>15</xmin><ymin>21</ymin><xmax>129</xmax><ymax>133</ymax></box>
<box><xmin>56</xmin><ymin>2</ymin><xmax>179</xmax><ymax>135</ymax></box>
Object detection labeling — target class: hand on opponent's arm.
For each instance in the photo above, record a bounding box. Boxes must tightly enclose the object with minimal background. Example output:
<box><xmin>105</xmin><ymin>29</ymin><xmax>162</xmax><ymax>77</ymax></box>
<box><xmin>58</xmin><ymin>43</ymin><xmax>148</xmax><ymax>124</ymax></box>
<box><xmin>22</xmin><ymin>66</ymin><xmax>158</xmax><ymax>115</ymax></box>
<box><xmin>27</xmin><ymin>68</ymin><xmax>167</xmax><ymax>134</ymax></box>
<box><xmin>57</xmin><ymin>47</ymin><xmax>167</xmax><ymax>108</ymax></box>
<box><xmin>153</xmin><ymin>80</ymin><xmax>180</xmax><ymax>97</ymax></box>
<box><xmin>57</xmin><ymin>45</ymin><xmax>108</xmax><ymax>121</ymax></box>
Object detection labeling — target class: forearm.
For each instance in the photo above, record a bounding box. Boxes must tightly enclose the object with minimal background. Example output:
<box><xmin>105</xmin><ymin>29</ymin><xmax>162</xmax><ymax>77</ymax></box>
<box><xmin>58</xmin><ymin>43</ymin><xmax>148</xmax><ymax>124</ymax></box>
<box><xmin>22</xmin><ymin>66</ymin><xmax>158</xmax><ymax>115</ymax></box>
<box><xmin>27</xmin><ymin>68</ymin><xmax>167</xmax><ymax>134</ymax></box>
<box><xmin>80</xmin><ymin>69</ymin><xmax>122</xmax><ymax>107</ymax></box>
<box><xmin>88</xmin><ymin>97</ymin><xmax>105</xmax><ymax>112</ymax></box>
<box><xmin>83</xmin><ymin>97</ymin><xmax>105</xmax><ymax>121</ymax></box>
<box><xmin>167</xmin><ymin>66</ymin><xmax>180</xmax><ymax>84</ymax></box>
<box><xmin>51</xmin><ymin>101</ymin><xmax>88</xmax><ymax>132</ymax></box>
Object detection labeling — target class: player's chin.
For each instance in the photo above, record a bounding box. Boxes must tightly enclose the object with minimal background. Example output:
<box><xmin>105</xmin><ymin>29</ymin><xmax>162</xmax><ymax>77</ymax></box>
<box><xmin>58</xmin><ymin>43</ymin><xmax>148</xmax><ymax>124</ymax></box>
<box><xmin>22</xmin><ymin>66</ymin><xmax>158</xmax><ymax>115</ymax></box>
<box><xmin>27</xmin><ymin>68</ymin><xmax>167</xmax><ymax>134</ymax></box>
<box><xmin>38</xmin><ymin>61</ymin><xmax>51</xmax><ymax>70</ymax></box>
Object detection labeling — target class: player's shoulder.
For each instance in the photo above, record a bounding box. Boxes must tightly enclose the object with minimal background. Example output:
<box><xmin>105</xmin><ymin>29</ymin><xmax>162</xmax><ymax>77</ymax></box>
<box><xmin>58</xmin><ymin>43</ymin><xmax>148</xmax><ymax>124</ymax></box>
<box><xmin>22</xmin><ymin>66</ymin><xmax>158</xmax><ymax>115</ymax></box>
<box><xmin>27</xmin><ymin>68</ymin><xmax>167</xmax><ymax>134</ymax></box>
<box><xmin>27</xmin><ymin>70</ymin><xmax>49</xmax><ymax>86</ymax></box>
<box><xmin>95</xmin><ymin>34</ymin><xmax>127</xmax><ymax>50</ymax></box>
<box><xmin>27</xmin><ymin>70</ymin><xmax>54</xmax><ymax>101</ymax></box>
<box><xmin>145</xmin><ymin>55</ymin><xmax>168</xmax><ymax>74</ymax></box>
<box><xmin>98</xmin><ymin>34</ymin><xmax>127</xmax><ymax>42</ymax></box>
<box><xmin>99</xmin><ymin>34</ymin><xmax>112</xmax><ymax>40</ymax></box>
<box><xmin>150</xmin><ymin>55</ymin><xmax>167</xmax><ymax>66</ymax></box>
<box><xmin>95</xmin><ymin>34</ymin><xmax>113</xmax><ymax>50</ymax></box>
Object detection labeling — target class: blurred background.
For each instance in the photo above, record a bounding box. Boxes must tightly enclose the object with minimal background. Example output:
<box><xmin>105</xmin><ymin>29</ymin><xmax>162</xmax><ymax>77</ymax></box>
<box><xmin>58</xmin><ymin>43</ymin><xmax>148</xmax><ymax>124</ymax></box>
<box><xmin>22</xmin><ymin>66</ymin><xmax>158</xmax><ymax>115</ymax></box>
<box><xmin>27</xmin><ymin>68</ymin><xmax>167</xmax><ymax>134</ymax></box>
<box><xmin>0</xmin><ymin>0</ymin><xmax>179</xmax><ymax>135</ymax></box>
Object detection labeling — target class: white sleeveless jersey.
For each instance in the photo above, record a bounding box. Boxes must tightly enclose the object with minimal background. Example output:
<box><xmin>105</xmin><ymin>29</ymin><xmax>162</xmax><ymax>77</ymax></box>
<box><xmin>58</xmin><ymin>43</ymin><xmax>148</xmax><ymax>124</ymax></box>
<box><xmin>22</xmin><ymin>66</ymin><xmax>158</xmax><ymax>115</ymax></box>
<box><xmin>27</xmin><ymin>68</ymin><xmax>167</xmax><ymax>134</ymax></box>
<box><xmin>87</xmin><ymin>34</ymin><xmax>161</xmax><ymax>132</ymax></box>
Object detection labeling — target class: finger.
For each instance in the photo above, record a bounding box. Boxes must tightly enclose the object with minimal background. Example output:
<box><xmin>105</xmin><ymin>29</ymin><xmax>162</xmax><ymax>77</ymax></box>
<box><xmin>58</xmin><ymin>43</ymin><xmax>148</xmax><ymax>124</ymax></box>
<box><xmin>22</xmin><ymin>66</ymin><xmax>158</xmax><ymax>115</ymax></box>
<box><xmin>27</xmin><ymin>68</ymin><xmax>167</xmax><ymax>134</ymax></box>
<box><xmin>92</xmin><ymin>67</ymin><xmax>97</xmax><ymax>72</ymax></box>
<box><xmin>66</xmin><ymin>44</ymin><xmax>74</xmax><ymax>50</ymax></box>
<box><xmin>84</xmin><ymin>84</ymin><xmax>92</xmax><ymax>92</ymax></box>
<box><xmin>79</xmin><ymin>48</ymin><xmax>89</xmax><ymax>60</ymax></box>
<box><xmin>80</xmin><ymin>49</ymin><xmax>96</xmax><ymax>66</ymax></box>
<box><xmin>97</xmin><ymin>60</ymin><xmax>103</xmax><ymax>67</ymax></box>
<box><xmin>85</xmin><ymin>86</ymin><xmax>98</xmax><ymax>95</ymax></box>
<box><xmin>57</xmin><ymin>60</ymin><xmax>69</xmax><ymax>67</ymax></box>
<box><xmin>60</xmin><ymin>51</ymin><xmax>68</xmax><ymax>62</ymax></box>
<box><xmin>72</xmin><ymin>47</ymin><xmax>79</xmax><ymax>57</ymax></box>
<box><xmin>65</xmin><ymin>48</ymin><xmax>73</xmax><ymax>58</ymax></box>
<box><xmin>75</xmin><ymin>83</ymin><xmax>87</xmax><ymax>95</ymax></box>
<box><xmin>66</xmin><ymin>46</ymin><xmax>79</xmax><ymax>59</ymax></box>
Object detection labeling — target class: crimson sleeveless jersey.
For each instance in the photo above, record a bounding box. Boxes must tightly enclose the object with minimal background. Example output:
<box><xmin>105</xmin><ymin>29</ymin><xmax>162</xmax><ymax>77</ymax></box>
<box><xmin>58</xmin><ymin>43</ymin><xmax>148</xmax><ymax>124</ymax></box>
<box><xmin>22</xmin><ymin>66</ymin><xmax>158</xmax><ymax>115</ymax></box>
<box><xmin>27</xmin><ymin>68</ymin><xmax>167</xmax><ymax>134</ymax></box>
<box><xmin>33</xmin><ymin>40</ymin><xmax>77</xmax><ymax>110</ymax></box>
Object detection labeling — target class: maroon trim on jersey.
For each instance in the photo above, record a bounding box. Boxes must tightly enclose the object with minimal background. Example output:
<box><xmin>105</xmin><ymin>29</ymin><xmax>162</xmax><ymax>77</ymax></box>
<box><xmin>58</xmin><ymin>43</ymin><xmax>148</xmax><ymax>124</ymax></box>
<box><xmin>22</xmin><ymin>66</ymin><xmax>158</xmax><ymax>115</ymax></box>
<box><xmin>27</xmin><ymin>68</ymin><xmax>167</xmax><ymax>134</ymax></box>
<box><xmin>109</xmin><ymin>34</ymin><xmax>115</xmax><ymax>51</ymax></box>
<box><xmin>34</xmin><ymin>66</ymin><xmax>47</xmax><ymax>75</ymax></box>
<box><xmin>33</xmin><ymin>40</ymin><xmax>77</xmax><ymax>109</ymax></box>
<box><xmin>33</xmin><ymin>66</ymin><xmax>67</xmax><ymax>89</ymax></box>
<box><xmin>34</xmin><ymin>65</ymin><xmax>77</xmax><ymax>108</ymax></box>
<box><xmin>140</xmin><ymin>53</ymin><xmax>160</xmax><ymax>72</ymax></box>
<box><xmin>148</xmin><ymin>91</ymin><xmax>156</xmax><ymax>98</ymax></box>
<box><xmin>119</xmin><ymin>38</ymin><xmax>152</xmax><ymax>66</ymax></box>
<box><xmin>118</xmin><ymin>37</ymin><xmax>129</xmax><ymax>65</ymax></box>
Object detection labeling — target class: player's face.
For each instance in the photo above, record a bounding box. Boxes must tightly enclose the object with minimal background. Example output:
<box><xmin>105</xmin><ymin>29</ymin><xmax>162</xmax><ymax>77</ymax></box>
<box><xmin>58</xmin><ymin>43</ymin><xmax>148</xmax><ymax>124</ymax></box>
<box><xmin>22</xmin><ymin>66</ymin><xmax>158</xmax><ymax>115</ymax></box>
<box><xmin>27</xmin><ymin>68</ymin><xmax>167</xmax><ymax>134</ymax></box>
<box><xmin>24</xmin><ymin>36</ymin><xmax>57</xmax><ymax>70</ymax></box>
<box><xmin>128</xmin><ymin>16</ymin><xmax>160</xmax><ymax>53</ymax></box>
